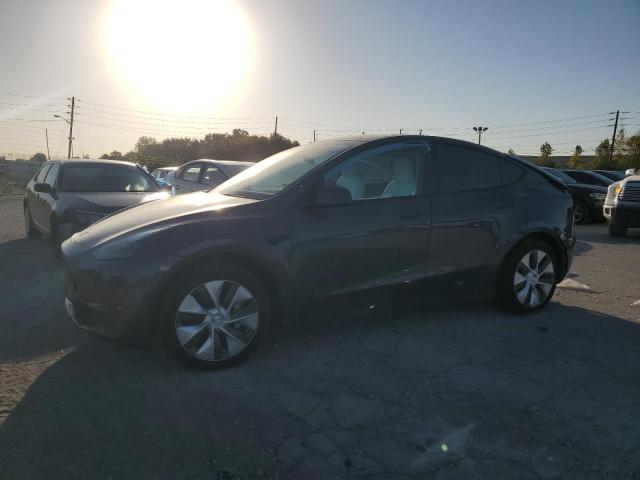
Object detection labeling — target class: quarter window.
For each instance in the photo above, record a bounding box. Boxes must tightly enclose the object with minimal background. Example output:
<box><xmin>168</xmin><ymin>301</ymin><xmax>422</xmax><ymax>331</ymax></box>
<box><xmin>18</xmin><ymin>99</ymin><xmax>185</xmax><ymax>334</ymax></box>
<box><xmin>43</xmin><ymin>163</ymin><xmax>59</xmax><ymax>187</ymax></box>
<box><xmin>34</xmin><ymin>164</ymin><xmax>51</xmax><ymax>183</ymax></box>
<box><xmin>181</xmin><ymin>164</ymin><xmax>202</xmax><ymax>182</ymax></box>
<box><xmin>436</xmin><ymin>144</ymin><xmax>500</xmax><ymax>192</ymax></box>
<box><xmin>324</xmin><ymin>143</ymin><xmax>427</xmax><ymax>200</ymax></box>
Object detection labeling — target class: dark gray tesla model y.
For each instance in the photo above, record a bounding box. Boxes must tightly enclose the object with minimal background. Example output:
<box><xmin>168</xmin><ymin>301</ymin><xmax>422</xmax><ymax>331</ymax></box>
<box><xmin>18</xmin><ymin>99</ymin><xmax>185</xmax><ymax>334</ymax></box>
<box><xmin>62</xmin><ymin>136</ymin><xmax>576</xmax><ymax>369</ymax></box>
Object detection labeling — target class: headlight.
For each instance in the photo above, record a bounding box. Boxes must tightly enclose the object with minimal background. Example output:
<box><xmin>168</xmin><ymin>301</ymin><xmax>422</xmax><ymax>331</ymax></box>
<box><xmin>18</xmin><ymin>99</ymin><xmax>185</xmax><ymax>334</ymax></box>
<box><xmin>588</xmin><ymin>193</ymin><xmax>606</xmax><ymax>201</ymax></box>
<box><xmin>90</xmin><ymin>226</ymin><xmax>169</xmax><ymax>260</ymax></box>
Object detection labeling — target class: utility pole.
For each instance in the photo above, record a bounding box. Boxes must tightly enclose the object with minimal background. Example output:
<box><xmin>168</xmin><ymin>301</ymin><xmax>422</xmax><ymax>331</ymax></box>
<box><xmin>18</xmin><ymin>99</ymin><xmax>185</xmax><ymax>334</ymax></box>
<box><xmin>609</xmin><ymin>110</ymin><xmax>619</xmax><ymax>168</ymax></box>
<box><xmin>399</xmin><ymin>128</ymin><xmax>403</xmax><ymax>135</ymax></box>
<box><xmin>473</xmin><ymin>126</ymin><xmax>488</xmax><ymax>145</ymax></box>
<box><xmin>273</xmin><ymin>116</ymin><xmax>278</xmax><ymax>137</ymax></box>
<box><xmin>45</xmin><ymin>128</ymin><xmax>50</xmax><ymax>160</ymax></box>
<box><xmin>313</xmin><ymin>129</ymin><xmax>316</xmax><ymax>142</ymax></box>
<box><xmin>419</xmin><ymin>129</ymin><xmax>422</xmax><ymax>136</ymax></box>
<box><xmin>67</xmin><ymin>96</ymin><xmax>75</xmax><ymax>159</ymax></box>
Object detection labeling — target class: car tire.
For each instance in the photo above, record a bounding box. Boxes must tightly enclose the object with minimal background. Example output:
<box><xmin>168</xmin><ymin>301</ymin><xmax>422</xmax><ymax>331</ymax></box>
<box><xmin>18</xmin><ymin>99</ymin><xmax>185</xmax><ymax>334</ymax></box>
<box><xmin>497</xmin><ymin>239</ymin><xmax>558</xmax><ymax>313</ymax></box>
<box><xmin>158</xmin><ymin>261</ymin><xmax>271</xmax><ymax>370</ymax></box>
<box><xmin>608</xmin><ymin>218</ymin><xmax>627</xmax><ymax>237</ymax></box>
<box><xmin>50</xmin><ymin>216</ymin><xmax>62</xmax><ymax>258</ymax></box>
<box><xmin>24</xmin><ymin>204</ymin><xmax>41</xmax><ymax>238</ymax></box>
<box><xmin>573</xmin><ymin>200</ymin><xmax>589</xmax><ymax>225</ymax></box>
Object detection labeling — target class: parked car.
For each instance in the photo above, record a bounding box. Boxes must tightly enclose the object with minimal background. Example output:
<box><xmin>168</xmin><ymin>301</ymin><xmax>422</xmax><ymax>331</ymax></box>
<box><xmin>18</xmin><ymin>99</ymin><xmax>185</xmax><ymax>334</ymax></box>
<box><xmin>592</xmin><ymin>170</ymin><xmax>626</xmax><ymax>182</ymax></box>
<box><xmin>561</xmin><ymin>169</ymin><xmax>613</xmax><ymax>188</ymax></box>
<box><xmin>151</xmin><ymin>166</ymin><xmax>178</xmax><ymax>186</ymax></box>
<box><xmin>24</xmin><ymin>159</ymin><xmax>171</xmax><ymax>254</ymax></box>
<box><xmin>62</xmin><ymin>136</ymin><xmax>575</xmax><ymax>370</ymax></box>
<box><xmin>603</xmin><ymin>172</ymin><xmax>640</xmax><ymax>237</ymax></box>
<box><xmin>542</xmin><ymin>168</ymin><xmax>607</xmax><ymax>224</ymax></box>
<box><xmin>166</xmin><ymin>159</ymin><xmax>255</xmax><ymax>194</ymax></box>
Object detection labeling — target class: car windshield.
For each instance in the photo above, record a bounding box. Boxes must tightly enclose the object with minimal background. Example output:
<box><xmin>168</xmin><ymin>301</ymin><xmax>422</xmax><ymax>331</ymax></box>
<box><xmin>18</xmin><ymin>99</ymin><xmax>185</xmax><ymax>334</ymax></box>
<box><xmin>214</xmin><ymin>140</ymin><xmax>360</xmax><ymax>198</ymax></box>
<box><xmin>60</xmin><ymin>164</ymin><xmax>159</xmax><ymax>192</ymax></box>
<box><xmin>544</xmin><ymin>168</ymin><xmax>576</xmax><ymax>184</ymax></box>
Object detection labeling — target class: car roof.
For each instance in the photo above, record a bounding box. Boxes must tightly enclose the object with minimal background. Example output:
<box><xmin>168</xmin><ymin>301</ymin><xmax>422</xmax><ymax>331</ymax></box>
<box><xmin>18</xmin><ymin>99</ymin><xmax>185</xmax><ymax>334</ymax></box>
<box><xmin>48</xmin><ymin>158</ymin><xmax>138</xmax><ymax>168</ymax></box>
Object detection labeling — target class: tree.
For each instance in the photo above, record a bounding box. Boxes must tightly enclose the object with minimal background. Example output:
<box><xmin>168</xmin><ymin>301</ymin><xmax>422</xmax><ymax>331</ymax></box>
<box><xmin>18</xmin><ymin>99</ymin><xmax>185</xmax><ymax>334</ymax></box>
<box><xmin>613</xmin><ymin>128</ymin><xmax>627</xmax><ymax>167</ymax></box>
<box><xmin>569</xmin><ymin>145</ymin><xmax>584</xmax><ymax>168</ymax></box>
<box><xmin>99</xmin><ymin>151</ymin><xmax>123</xmax><ymax>160</ymax></box>
<box><xmin>538</xmin><ymin>142</ymin><xmax>554</xmax><ymax>167</ymax></box>
<box><xmin>30</xmin><ymin>152</ymin><xmax>47</xmax><ymax>163</ymax></box>
<box><xmin>623</xmin><ymin>131</ymin><xmax>640</xmax><ymax>170</ymax></box>
<box><xmin>507</xmin><ymin>148</ymin><xmax>515</xmax><ymax>155</ymax></box>
<box><xmin>593</xmin><ymin>138</ymin><xmax>612</xmax><ymax>169</ymax></box>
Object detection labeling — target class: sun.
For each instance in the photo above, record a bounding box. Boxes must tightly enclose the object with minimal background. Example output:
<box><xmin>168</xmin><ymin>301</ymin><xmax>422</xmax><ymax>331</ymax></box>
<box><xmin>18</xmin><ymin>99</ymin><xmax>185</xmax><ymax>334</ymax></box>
<box><xmin>102</xmin><ymin>0</ymin><xmax>254</xmax><ymax>114</ymax></box>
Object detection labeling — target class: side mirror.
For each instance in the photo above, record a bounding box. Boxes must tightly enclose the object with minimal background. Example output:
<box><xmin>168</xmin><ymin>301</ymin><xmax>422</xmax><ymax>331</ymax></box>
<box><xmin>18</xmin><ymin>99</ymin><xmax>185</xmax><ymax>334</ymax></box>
<box><xmin>34</xmin><ymin>182</ymin><xmax>52</xmax><ymax>194</ymax></box>
<box><xmin>313</xmin><ymin>184</ymin><xmax>352</xmax><ymax>206</ymax></box>
<box><xmin>625</xmin><ymin>168</ymin><xmax>636</xmax><ymax>177</ymax></box>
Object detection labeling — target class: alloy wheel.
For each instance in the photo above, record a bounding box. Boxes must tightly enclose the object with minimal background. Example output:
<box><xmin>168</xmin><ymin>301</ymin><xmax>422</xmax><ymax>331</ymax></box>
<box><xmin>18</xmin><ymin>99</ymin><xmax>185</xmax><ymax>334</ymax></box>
<box><xmin>513</xmin><ymin>250</ymin><xmax>555</xmax><ymax>308</ymax></box>
<box><xmin>573</xmin><ymin>203</ymin><xmax>584</xmax><ymax>224</ymax></box>
<box><xmin>174</xmin><ymin>279</ymin><xmax>259</xmax><ymax>362</ymax></box>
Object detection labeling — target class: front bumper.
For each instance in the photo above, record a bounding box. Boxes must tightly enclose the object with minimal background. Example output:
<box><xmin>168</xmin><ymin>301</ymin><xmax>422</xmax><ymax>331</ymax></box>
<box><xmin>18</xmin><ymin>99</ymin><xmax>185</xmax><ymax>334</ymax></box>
<box><xmin>604</xmin><ymin>204</ymin><xmax>640</xmax><ymax>226</ymax></box>
<box><xmin>61</xmin><ymin>241</ymin><xmax>166</xmax><ymax>344</ymax></box>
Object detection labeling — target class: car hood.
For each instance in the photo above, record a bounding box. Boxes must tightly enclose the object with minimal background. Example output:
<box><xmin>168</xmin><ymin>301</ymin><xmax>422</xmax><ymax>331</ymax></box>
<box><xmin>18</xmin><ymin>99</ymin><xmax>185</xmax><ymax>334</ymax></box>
<box><xmin>63</xmin><ymin>191</ymin><xmax>171</xmax><ymax>213</ymax></box>
<box><xmin>566</xmin><ymin>183</ymin><xmax>608</xmax><ymax>194</ymax></box>
<box><xmin>71</xmin><ymin>191</ymin><xmax>258</xmax><ymax>247</ymax></box>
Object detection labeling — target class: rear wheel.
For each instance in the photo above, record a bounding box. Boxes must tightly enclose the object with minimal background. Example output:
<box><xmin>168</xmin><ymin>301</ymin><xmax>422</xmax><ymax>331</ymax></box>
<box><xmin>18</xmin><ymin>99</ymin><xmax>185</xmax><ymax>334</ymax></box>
<box><xmin>159</xmin><ymin>262</ymin><xmax>270</xmax><ymax>370</ymax></box>
<box><xmin>608</xmin><ymin>218</ymin><xmax>627</xmax><ymax>237</ymax></box>
<box><xmin>573</xmin><ymin>200</ymin><xmax>589</xmax><ymax>225</ymax></box>
<box><xmin>497</xmin><ymin>239</ymin><xmax>558</xmax><ymax>313</ymax></box>
<box><xmin>23</xmin><ymin>204</ymin><xmax>41</xmax><ymax>238</ymax></box>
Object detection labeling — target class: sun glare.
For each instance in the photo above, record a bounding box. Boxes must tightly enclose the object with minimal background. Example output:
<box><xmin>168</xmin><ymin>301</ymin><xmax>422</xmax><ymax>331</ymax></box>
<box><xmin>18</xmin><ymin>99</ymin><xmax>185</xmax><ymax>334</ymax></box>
<box><xmin>102</xmin><ymin>0</ymin><xmax>254</xmax><ymax>114</ymax></box>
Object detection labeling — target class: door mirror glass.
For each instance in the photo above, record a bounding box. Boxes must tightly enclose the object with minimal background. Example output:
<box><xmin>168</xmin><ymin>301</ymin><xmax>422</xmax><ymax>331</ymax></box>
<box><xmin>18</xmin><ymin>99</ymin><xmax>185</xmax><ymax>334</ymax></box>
<box><xmin>34</xmin><ymin>182</ymin><xmax>52</xmax><ymax>193</ymax></box>
<box><xmin>314</xmin><ymin>184</ymin><xmax>352</xmax><ymax>206</ymax></box>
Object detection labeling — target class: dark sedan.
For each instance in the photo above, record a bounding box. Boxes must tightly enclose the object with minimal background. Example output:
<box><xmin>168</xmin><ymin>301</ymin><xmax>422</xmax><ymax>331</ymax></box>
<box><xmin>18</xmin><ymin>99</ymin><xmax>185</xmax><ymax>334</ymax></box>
<box><xmin>561</xmin><ymin>169</ymin><xmax>614</xmax><ymax>188</ymax></box>
<box><xmin>24</xmin><ymin>159</ymin><xmax>171</xmax><ymax>254</ymax></box>
<box><xmin>62</xmin><ymin>136</ymin><xmax>575</xmax><ymax>370</ymax></box>
<box><xmin>542</xmin><ymin>168</ymin><xmax>607</xmax><ymax>224</ymax></box>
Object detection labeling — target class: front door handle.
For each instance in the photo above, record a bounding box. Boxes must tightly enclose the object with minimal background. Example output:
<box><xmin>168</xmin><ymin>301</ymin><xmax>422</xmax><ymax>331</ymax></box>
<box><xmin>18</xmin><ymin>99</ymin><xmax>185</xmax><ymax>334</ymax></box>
<box><xmin>400</xmin><ymin>211</ymin><xmax>422</xmax><ymax>220</ymax></box>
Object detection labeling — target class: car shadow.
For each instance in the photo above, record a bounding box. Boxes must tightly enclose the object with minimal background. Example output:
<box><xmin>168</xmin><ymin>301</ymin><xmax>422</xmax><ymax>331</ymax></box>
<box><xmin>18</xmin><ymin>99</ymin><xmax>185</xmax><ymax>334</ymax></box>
<box><xmin>0</xmin><ymin>237</ymin><xmax>79</xmax><ymax>363</ymax></box>
<box><xmin>1</xmin><ymin>302</ymin><xmax>640</xmax><ymax>479</ymax></box>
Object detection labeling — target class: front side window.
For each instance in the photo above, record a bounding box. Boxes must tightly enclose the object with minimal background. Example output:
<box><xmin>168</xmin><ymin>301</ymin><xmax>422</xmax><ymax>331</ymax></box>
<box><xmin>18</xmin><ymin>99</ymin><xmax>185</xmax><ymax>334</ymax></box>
<box><xmin>324</xmin><ymin>143</ymin><xmax>427</xmax><ymax>200</ymax></box>
<box><xmin>181</xmin><ymin>164</ymin><xmax>202</xmax><ymax>182</ymax></box>
<box><xmin>436</xmin><ymin>144</ymin><xmax>500</xmax><ymax>193</ymax></box>
<box><xmin>60</xmin><ymin>165</ymin><xmax>159</xmax><ymax>192</ymax></box>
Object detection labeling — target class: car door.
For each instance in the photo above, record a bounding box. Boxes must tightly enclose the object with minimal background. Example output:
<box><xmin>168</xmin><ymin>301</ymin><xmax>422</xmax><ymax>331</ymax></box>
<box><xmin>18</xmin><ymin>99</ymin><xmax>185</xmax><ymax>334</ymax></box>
<box><xmin>200</xmin><ymin>164</ymin><xmax>228</xmax><ymax>189</ymax></box>
<box><xmin>26</xmin><ymin>163</ymin><xmax>51</xmax><ymax>230</ymax></box>
<box><xmin>33</xmin><ymin>162</ymin><xmax>60</xmax><ymax>231</ymax></box>
<box><xmin>289</xmin><ymin>140</ymin><xmax>432</xmax><ymax>302</ymax></box>
<box><xmin>428</xmin><ymin>142</ymin><xmax>520</xmax><ymax>293</ymax></box>
<box><xmin>174</xmin><ymin>163</ymin><xmax>203</xmax><ymax>193</ymax></box>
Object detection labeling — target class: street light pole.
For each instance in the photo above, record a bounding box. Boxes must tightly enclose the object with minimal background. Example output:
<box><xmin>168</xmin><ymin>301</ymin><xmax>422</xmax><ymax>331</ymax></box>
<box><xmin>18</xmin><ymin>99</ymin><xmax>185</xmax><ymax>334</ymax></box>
<box><xmin>473</xmin><ymin>126</ymin><xmax>488</xmax><ymax>145</ymax></box>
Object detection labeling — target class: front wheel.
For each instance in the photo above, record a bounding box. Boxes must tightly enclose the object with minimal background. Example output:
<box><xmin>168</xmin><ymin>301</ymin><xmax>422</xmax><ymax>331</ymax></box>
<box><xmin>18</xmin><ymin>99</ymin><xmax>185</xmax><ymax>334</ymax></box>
<box><xmin>158</xmin><ymin>262</ymin><xmax>271</xmax><ymax>370</ymax></box>
<box><xmin>608</xmin><ymin>218</ymin><xmax>627</xmax><ymax>237</ymax></box>
<box><xmin>573</xmin><ymin>200</ymin><xmax>589</xmax><ymax>225</ymax></box>
<box><xmin>24</xmin><ymin>205</ymin><xmax>41</xmax><ymax>238</ymax></box>
<box><xmin>497</xmin><ymin>239</ymin><xmax>558</xmax><ymax>313</ymax></box>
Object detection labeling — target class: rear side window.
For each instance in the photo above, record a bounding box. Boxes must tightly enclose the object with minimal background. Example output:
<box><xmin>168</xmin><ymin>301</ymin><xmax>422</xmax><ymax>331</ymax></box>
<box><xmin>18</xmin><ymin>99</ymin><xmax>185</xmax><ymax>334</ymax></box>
<box><xmin>181</xmin><ymin>164</ymin><xmax>202</xmax><ymax>182</ymax></box>
<box><xmin>34</xmin><ymin>164</ymin><xmax>51</xmax><ymax>183</ymax></box>
<box><xmin>201</xmin><ymin>165</ymin><xmax>227</xmax><ymax>186</ymax></box>
<box><xmin>436</xmin><ymin>144</ymin><xmax>500</xmax><ymax>193</ymax></box>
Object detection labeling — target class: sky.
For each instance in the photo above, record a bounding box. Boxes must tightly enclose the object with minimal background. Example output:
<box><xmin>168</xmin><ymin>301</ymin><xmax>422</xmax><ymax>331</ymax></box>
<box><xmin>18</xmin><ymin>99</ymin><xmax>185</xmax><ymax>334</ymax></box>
<box><xmin>0</xmin><ymin>0</ymin><xmax>639</xmax><ymax>159</ymax></box>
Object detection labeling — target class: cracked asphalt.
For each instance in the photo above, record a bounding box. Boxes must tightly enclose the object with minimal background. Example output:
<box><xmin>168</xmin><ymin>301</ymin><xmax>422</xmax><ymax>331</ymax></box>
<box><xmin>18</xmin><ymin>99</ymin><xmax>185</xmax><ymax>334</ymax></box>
<box><xmin>1</xmin><ymin>194</ymin><xmax>640</xmax><ymax>479</ymax></box>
